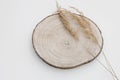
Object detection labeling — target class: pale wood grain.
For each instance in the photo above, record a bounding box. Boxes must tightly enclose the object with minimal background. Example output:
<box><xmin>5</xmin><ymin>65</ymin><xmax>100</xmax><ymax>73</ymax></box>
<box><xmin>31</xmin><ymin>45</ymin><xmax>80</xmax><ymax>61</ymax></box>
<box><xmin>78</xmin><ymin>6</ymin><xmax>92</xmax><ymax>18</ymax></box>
<box><xmin>32</xmin><ymin>14</ymin><xmax>103</xmax><ymax>69</ymax></box>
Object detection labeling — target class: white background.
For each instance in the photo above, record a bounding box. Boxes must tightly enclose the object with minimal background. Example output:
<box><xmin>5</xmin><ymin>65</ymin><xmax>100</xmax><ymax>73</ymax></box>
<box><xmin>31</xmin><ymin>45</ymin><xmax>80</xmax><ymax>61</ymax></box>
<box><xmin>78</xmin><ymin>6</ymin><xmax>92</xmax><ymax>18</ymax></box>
<box><xmin>0</xmin><ymin>0</ymin><xmax>120</xmax><ymax>80</ymax></box>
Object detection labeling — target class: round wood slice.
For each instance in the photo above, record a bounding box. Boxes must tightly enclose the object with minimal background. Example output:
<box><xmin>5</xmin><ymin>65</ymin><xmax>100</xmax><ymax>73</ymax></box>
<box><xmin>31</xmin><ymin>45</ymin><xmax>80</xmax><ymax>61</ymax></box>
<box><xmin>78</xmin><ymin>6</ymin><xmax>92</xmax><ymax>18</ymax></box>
<box><xmin>32</xmin><ymin>14</ymin><xmax>103</xmax><ymax>69</ymax></box>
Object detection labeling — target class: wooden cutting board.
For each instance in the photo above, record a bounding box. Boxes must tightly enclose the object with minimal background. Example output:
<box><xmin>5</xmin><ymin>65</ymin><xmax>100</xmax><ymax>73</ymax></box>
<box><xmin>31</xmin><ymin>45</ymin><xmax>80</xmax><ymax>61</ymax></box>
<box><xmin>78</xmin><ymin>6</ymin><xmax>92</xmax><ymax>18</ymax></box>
<box><xmin>32</xmin><ymin>14</ymin><xmax>103</xmax><ymax>69</ymax></box>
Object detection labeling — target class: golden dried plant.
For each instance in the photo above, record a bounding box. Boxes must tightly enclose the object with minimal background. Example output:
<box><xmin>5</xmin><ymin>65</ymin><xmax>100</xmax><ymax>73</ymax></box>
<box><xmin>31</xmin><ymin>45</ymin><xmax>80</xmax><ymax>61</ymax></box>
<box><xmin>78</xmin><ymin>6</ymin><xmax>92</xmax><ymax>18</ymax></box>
<box><xmin>56</xmin><ymin>1</ymin><xmax>98</xmax><ymax>43</ymax></box>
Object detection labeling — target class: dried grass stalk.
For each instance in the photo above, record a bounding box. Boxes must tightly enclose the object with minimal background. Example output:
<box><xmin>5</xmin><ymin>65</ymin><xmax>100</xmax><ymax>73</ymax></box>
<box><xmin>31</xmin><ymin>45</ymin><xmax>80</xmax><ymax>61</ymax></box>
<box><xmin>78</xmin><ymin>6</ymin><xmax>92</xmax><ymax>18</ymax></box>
<box><xmin>70</xmin><ymin>7</ymin><xmax>98</xmax><ymax>43</ymax></box>
<box><xmin>72</xmin><ymin>14</ymin><xmax>98</xmax><ymax>42</ymax></box>
<box><xmin>57</xmin><ymin>8</ymin><xmax>79</xmax><ymax>39</ymax></box>
<box><xmin>56</xmin><ymin>2</ymin><xmax>98</xmax><ymax>42</ymax></box>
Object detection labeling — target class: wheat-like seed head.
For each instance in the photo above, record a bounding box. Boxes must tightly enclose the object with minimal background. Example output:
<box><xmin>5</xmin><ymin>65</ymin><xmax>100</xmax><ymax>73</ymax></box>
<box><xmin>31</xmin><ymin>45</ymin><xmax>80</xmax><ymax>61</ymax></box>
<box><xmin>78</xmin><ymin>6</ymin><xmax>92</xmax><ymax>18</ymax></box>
<box><xmin>56</xmin><ymin>2</ymin><xmax>98</xmax><ymax>43</ymax></box>
<box><xmin>57</xmin><ymin>8</ymin><xmax>80</xmax><ymax>40</ymax></box>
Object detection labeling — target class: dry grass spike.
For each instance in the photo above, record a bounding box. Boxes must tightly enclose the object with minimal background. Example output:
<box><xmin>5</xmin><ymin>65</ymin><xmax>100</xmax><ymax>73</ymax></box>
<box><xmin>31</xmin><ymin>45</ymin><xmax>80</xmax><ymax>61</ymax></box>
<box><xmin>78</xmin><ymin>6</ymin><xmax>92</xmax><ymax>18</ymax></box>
<box><xmin>70</xmin><ymin>6</ymin><xmax>98</xmax><ymax>43</ymax></box>
<box><xmin>56</xmin><ymin>1</ymin><xmax>98</xmax><ymax>42</ymax></box>
<box><xmin>56</xmin><ymin>1</ymin><xmax>80</xmax><ymax>40</ymax></box>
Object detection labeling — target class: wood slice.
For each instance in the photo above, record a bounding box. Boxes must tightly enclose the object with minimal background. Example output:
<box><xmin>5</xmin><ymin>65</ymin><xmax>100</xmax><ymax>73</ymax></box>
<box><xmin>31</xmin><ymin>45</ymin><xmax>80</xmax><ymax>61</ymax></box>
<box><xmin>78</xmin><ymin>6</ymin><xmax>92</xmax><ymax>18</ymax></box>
<box><xmin>32</xmin><ymin>14</ymin><xmax>103</xmax><ymax>69</ymax></box>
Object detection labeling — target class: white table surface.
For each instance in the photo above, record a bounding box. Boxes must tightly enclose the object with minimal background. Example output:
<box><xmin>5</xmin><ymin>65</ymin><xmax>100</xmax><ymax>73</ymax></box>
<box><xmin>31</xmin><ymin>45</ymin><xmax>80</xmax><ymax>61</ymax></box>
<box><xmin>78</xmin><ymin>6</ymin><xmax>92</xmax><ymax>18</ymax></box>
<box><xmin>0</xmin><ymin>0</ymin><xmax>120</xmax><ymax>80</ymax></box>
